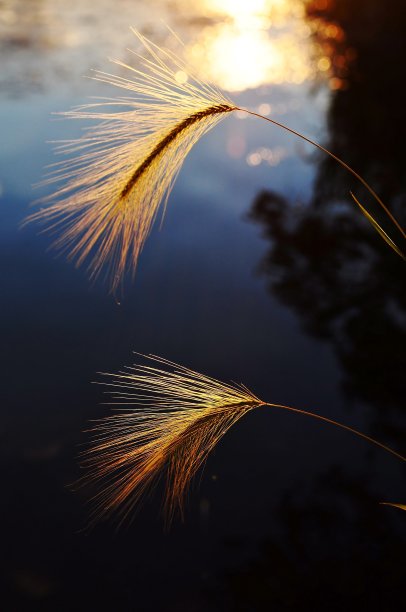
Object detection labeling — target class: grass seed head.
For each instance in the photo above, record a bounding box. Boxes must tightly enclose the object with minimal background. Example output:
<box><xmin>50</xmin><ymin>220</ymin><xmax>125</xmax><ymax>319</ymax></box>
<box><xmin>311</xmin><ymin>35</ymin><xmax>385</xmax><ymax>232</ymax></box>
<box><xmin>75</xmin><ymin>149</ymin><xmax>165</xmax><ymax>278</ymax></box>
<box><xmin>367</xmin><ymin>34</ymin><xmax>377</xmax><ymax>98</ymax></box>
<box><xmin>27</xmin><ymin>29</ymin><xmax>235</xmax><ymax>292</ymax></box>
<box><xmin>83</xmin><ymin>355</ymin><xmax>262</xmax><ymax>524</ymax></box>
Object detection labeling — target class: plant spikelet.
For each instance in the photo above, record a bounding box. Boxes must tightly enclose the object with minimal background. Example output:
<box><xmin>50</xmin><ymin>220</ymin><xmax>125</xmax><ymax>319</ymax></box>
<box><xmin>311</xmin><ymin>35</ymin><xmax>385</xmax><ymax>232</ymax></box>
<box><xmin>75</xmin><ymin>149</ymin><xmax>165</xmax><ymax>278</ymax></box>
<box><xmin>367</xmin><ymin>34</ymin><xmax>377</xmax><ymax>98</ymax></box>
<box><xmin>27</xmin><ymin>29</ymin><xmax>235</xmax><ymax>291</ymax></box>
<box><xmin>27</xmin><ymin>29</ymin><xmax>404</xmax><ymax>291</ymax></box>
<box><xmin>84</xmin><ymin>355</ymin><xmax>262</xmax><ymax>524</ymax></box>
<box><xmin>83</xmin><ymin>354</ymin><xmax>404</xmax><ymax>525</ymax></box>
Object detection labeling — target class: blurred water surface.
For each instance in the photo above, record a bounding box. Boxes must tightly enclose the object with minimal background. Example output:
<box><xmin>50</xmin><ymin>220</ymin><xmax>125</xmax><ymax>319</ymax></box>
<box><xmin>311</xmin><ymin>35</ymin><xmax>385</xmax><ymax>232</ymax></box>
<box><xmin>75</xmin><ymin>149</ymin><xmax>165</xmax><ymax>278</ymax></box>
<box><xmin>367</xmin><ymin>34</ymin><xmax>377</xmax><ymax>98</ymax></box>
<box><xmin>0</xmin><ymin>1</ymin><xmax>405</xmax><ymax>610</ymax></box>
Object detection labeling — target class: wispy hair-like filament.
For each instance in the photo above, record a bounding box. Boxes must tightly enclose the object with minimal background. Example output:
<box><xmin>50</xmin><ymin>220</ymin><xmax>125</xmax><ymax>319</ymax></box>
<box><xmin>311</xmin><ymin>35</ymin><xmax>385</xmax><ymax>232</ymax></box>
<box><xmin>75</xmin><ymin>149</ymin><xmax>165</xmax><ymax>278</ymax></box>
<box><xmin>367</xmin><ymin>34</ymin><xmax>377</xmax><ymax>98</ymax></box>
<box><xmin>84</xmin><ymin>355</ymin><xmax>262</xmax><ymax>523</ymax></box>
<box><xmin>26</xmin><ymin>30</ymin><xmax>235</xmax><ymax>291</ymax></box>
<box><xmin>84</xmin><ymin>355</ymin><xmax>405</xmax><ymax>525</ymax></box>
<box><xmin>26</xmin><ymin>29</ymin><xmax>405</xmax><ymax>292</ymax></box>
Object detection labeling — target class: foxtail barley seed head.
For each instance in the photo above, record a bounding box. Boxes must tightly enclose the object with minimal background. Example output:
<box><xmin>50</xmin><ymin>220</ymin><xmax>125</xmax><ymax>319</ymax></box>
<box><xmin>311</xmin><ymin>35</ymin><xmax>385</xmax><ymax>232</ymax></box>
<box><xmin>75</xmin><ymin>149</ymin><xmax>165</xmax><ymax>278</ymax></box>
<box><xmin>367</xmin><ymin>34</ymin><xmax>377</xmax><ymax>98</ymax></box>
<box><xmin>27</xmin><ymin>29</ymin><xmax>235</xmax><ymax>291</ymax></box>
<box><xmin>26</xmin><ymin>29</ymin><xmax>404</xmax><ymax>292</ymax></box>
<box><xmin>84</xmin><ymin>355</ymin><xmax>262</xmax><ymax>524</ymax></box>
<box><xmin>83</xmin><ymin>354</ymin><xmax>404</xmax><ymax>525</ymax></box>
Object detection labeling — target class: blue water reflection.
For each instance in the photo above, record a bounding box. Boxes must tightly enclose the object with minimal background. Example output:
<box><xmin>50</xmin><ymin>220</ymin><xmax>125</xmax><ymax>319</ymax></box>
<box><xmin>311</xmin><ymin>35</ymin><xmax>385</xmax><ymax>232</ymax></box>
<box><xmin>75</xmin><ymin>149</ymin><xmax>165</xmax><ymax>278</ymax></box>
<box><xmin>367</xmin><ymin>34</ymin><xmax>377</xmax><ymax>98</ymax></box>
<box><xmin>1</xmin><ymin>0</ymin><xmax>404</xmax><ymax>610</ymax></box>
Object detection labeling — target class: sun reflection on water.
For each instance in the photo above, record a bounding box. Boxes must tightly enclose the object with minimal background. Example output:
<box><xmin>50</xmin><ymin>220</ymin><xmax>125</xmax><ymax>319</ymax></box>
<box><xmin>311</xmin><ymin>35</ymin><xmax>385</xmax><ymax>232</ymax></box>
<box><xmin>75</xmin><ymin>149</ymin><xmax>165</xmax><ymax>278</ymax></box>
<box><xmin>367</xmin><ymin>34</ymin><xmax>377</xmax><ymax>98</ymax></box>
<box><xmin>0</xmin><ymin>0</ymin><xmax>352</xmax><ymax>96</ymax></box>
<box><xmin>184</xmin><ymin>0</ymin><xmax>313</xmax><ymax>91</ymax></box>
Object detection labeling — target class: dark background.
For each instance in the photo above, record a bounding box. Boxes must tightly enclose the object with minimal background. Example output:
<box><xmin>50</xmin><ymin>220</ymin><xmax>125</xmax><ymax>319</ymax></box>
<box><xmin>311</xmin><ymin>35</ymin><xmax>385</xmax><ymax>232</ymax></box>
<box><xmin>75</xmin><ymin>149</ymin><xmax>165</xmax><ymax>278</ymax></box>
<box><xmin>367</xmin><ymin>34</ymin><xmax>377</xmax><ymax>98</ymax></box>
<box><xmin>0</xmin><ymin>1</ymin><xmax>405</xmax><ymax>610</ymax></box>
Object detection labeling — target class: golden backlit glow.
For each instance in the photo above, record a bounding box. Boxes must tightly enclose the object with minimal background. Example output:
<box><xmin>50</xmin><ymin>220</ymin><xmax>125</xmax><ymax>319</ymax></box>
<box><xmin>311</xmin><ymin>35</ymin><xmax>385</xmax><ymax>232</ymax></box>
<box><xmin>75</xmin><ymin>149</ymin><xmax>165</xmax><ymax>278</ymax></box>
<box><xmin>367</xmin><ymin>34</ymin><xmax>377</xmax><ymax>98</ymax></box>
<box><xmin>184</xmin><ymin>0</ymin><xmax>313</xmax><ymax>91</ymax></box>
<box><xmin>206</xmin><ymin>0</ymin><xmax>268</xmax><ymax>18</ymax></box>
<box><xmin>1</xmin><ymin>0</ymin><xmax>357</xmax><ymax>95</ymax></box>
<box><xmin>186</xmin><ymin>26</ymin><xmax>313</xmax><ymax>91</ymax></box>
<box><xmin>204</xmin><ymin>0</ymin><xmax>302</xmax><ymax>26</ymax></box>
<box><xmin>317</xmin><ymin>56</ymin><xmax>331</xmax><ymax>71</ymax></box>
<box><xmin>26</xmin><ymin>31</ymin><xmax>405</xmax><ymax>290</ymax></box>
<box><xmin>190</xmin><ymin>0</ymin><xmax>354</xmax><ymax>92</ymax></box>
<box><xmin>26</xmin><ymin>30</ymin><xmax>236</xmax><ymax>292</ymax></box>
<box><xmin>306</xmin><ymin>0</ymin><xmax>352</xmax><ymax>90</ymax></box>
<box><xmin>84</xmin><ymin>355</ymin><xmax>262</xmax><ymax>523</ymax></box>
<box><xmin>84</xmin><ymin>354</ymin><xmax>405</xmax><ymax>523</ymax></box>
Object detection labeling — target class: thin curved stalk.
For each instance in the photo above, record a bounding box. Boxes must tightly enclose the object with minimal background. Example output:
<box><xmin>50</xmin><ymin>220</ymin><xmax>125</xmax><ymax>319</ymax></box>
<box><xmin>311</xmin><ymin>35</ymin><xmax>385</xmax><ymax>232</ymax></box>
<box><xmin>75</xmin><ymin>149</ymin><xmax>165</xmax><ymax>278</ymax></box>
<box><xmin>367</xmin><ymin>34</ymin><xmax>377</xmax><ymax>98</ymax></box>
<box><xmin>85</xmin><ymin>355</ymin><xmax>405</xmax><ymax>523</ymax></box>
<box><xmin>264</xmin><ymin>402</ymin><xmax>405</xmax><ymax>462</ymax></box>
<box><xmin>238</xmin><ymin>108</ymin><xmax>406</xmax><ymax>258</ymax></box>
<box><xmin>29</xmin><ymin>30</ymin><xmax>406</xmax><ymax>289</ymax></box>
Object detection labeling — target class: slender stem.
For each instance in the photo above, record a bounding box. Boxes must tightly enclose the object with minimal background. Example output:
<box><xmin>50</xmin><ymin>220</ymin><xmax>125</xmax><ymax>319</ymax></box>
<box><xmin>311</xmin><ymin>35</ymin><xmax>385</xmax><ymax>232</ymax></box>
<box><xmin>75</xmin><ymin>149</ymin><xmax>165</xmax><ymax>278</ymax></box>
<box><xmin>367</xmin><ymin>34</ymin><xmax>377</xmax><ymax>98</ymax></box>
<box><xmin>238</xmin><ymin>108</ymin><xmax>406</xmax><ymax>242</ymax></box>
<box><xmin>263</xmin><ymin>402</ymin><xmax>405</xmax><ymax>463</ymax></box>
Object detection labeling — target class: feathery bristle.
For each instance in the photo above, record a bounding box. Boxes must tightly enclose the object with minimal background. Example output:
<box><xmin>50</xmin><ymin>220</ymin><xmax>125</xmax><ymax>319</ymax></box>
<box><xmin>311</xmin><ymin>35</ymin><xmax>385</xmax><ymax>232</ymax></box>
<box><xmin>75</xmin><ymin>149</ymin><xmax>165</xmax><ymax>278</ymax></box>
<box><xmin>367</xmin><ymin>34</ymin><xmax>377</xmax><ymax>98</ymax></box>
<box><xmin>83</xmin><ymin>354</ymin><xmax>405</xmax><ymax>525</ymax></box>
<box><xmin>83</xmin><ymin>355</ymin><xmax>262</xmax><ymax>523</ymax></box>
<box><xmin>26</xmin><ymin>29</ymin><xmax>235</xmax><ymax>291</ymax></box>
<box><xmin>26</xmin><ymin>29</ymin><xmax>404</xmax><ymax>291</ymax></box>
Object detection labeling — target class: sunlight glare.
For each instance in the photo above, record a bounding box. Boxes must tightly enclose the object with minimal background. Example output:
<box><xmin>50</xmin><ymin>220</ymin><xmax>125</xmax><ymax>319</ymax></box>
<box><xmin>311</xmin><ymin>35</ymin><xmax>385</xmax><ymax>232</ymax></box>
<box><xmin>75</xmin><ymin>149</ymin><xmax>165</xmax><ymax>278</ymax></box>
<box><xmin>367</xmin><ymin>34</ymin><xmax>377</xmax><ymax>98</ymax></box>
<box><xmin>186</xmin><ymin>0</ymin><xmax>313</xmax><ymax>91</ymax></box>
